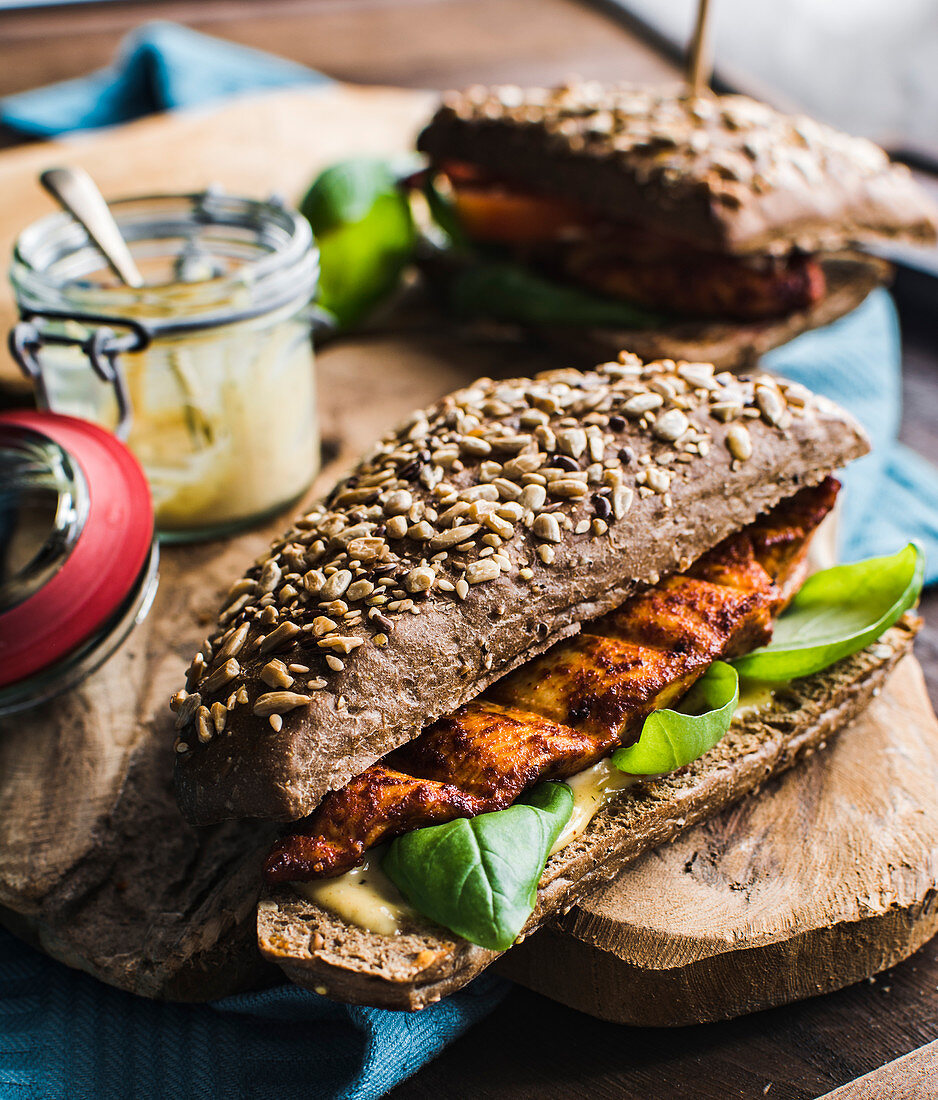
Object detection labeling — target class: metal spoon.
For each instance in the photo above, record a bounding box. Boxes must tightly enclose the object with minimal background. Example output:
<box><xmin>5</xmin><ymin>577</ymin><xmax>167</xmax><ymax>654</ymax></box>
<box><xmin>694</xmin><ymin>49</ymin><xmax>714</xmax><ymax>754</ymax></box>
<box><xmin>40</xmin><ymin>166</ymin><xmax>145</xmax><ymax>288</ymax></box>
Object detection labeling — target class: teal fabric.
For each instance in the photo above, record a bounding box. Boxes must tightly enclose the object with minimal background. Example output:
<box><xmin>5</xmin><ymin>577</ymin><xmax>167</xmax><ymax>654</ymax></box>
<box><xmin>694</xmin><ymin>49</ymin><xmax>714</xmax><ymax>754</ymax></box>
<box><xmin>0</xmin><ymin>928</ymin><xmax>507</xmax><ymax>1099</ymax></box>
<box><xmin>0</xmin><ymin>21</ymin><xmax>327</xmax><ymax>136</ymax></box>
<box><xmin>764</xmin><ymin>288</ymin><xmax>938</xmax><ymax>582</ymax></box>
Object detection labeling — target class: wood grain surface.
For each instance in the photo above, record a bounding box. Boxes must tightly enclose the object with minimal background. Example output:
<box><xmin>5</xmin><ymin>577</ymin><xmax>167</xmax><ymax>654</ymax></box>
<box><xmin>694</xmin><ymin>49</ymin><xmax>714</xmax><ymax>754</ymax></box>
<box><xmin>817</xmin><ymin>1038</ymin><xmax>938</xmax><ymax>1099</ymax></box>
<box><xmin>0</xmin><ymin>0</ymin><xmax>675</xmax><ymax>107</ymax></box>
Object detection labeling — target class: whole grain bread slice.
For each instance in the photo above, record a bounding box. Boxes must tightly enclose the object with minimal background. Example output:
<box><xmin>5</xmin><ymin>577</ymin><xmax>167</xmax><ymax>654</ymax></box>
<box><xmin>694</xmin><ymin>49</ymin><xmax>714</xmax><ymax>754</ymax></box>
<box><xmin>417</xmin><ymin>84</ymin><xmax>937</xmax><ymax>254</ymax></box>
<box><xmin>174</xmin><ymin>361</ymin><xmax>868</xmax><ymax>825</ymax></box>
<box><xmin>257</xmin><ymin>619</ymin><xmax>918</xmax><ymax>1011</ymax></box>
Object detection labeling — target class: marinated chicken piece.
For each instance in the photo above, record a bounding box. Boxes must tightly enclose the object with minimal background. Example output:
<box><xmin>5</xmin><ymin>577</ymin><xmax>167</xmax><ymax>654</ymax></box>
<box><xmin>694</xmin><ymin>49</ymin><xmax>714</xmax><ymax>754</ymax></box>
<box><xmin>264</xmin><ymin>480</ymin><xmax>837</xmax><ymax>884</ymax></box>
<box><xmin>746</xmin><ymin>473</ymin><xmax>838</xmax><ymax>593</ymax></box>
<box><xmin>563</xmin><ymin>247</ymin><xmax>826</xmax><ymax>321</ymax></box>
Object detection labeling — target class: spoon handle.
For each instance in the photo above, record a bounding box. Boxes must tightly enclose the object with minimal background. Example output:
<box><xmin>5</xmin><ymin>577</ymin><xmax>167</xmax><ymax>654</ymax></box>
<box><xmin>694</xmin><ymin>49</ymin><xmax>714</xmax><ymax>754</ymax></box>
<box><xmin>40</xmin><ymin>166</ymin><xmax>145</xmax><ymax>289</ymax></box>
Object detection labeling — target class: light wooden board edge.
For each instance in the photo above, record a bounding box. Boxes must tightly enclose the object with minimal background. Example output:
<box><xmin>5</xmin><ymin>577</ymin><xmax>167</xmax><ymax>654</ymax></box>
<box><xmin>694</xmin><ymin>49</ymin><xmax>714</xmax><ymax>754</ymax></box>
<box><xmin>816</xmin><ymin>1037</ymin><xmax>938</xmax><ymax>1100</ymax></box>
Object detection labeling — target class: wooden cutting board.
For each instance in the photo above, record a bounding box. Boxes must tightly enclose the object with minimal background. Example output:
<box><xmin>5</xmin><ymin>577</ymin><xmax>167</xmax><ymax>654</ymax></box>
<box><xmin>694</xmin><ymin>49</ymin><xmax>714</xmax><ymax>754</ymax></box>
<box><xmin>499</xmin><ymin>654</ymin><xmax>938</xmax><ymax>1025</ymax></box>
<box><xmin>1</xmin><ymin>87</ymin><xmax>937</xmax><ymax>1019</ymax></box>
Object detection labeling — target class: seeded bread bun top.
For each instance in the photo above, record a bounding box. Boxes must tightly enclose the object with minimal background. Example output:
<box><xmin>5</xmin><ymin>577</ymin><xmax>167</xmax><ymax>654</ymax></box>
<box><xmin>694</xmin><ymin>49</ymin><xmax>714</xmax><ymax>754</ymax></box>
<box><xmin>417</xmin><ymin>82</ymin><xmax>938</xmax><ymax>255</ymax></box>
<box><xmin>173</xmin><ymin>356</ymin><xmax>868</xmax><ymax>825</ymax></box>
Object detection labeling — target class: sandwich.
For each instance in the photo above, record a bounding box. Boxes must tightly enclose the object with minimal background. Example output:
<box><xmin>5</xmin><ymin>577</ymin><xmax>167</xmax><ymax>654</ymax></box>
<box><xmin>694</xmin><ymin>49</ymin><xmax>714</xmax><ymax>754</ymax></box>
<box><xmin>172</xmin><ymin>356</ymin><xmax>923</xmax><ymax>1010</ymax></box>
<box><xmin>413</xmin><ymin>82</ymin><xmax>937</xmax><ymax>368</ymax></box>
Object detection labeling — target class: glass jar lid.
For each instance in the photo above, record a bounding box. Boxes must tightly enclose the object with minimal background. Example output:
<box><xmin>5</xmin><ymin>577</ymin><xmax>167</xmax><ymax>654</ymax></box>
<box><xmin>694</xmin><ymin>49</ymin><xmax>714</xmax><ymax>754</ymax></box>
<box><xmin>0</xmin><ymin>410</ymin><xmax>156</xmax><ymax>696</ymax></box>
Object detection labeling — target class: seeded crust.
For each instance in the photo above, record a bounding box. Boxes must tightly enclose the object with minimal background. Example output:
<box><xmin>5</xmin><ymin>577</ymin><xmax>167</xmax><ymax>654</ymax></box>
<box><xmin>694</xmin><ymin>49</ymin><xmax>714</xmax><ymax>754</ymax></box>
<box><xmin>535</xmin><ymin>253</ymin><xmax>888</xmax><ymax>372</ymax></box>
<box><xmin>417</xmin><ymin>84</ymin><xmax>937</xmax><ymax>255</ymax></box>
<box><xmin>173</xmin><ymin>359</ymin><xmax>868</xmax><ymax>825</ymax></box>
<box><xmin>258</xmin><ymin>619</ymin><xmax>918</xmax><ymax>1011</ymax></box>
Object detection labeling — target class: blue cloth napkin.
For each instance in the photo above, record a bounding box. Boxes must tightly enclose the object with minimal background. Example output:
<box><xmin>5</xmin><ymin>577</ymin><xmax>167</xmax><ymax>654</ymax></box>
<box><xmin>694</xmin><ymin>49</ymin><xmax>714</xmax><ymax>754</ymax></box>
<box><xmin>0</xmin><ymin>928</ymin><xmax>507</xmax><ymax>1100</ymax></box>
<box><xmin>0</xmin><ymin>21</ymin><xmax>327</xmax><ymax>136</ymax></box>
<box><xmin>764</xmin><ymin>288</ymin><xmax>938</xmax><ymax>583</ymax></box>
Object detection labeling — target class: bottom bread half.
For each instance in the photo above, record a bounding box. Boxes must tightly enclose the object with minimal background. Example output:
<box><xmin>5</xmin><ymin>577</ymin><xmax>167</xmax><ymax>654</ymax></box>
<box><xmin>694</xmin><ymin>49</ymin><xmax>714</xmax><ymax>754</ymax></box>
<box><xmin>536</xmin><ymin>253</ymin><xmax>888</xmax><ymax>373</ymax></box>
<box><xmin>258</xmin><ymin>618</ymin><xmax>918</xmax><ymax>1011</ymax></box>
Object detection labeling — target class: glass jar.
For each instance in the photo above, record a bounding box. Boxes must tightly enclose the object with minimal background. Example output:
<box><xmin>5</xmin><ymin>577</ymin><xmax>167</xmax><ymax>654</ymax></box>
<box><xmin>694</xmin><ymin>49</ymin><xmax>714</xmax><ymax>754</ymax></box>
<box><xmin>9</xmin><ymin>190</ymin><xmax>321</xmax><ymax>542</ymax></box>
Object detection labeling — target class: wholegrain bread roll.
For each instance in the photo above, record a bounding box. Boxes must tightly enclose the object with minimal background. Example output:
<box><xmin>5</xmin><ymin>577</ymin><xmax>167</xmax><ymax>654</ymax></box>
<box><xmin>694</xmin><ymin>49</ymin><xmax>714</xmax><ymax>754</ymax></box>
<box><xmin>414</xmin><ymin>83</ymin><xmax>935</xmax><ymax>368</ymax></box>
<box><xmin>417</xmin><ymin>84</ymin><xmax>937</xmax><ymax>255</ymax></box>
<box><xmin>173</xmin><ymin>358</ymin><xmax>868</xmax><ymax>825</ymax></box>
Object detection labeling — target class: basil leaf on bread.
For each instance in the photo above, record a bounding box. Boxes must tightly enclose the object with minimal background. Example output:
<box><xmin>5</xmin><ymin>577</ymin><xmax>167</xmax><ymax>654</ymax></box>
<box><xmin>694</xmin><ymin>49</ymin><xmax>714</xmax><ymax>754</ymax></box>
<box><xmin>382</xmin><ymin>782</ymin><xmax>573</xmax><ymax>951</ymax></box>
<box><xmin>733</xmin><ymin>543</ymin><xmax>924</xmax><ymax>682</ymax></box>
<box><xmin>612</xmin><ymin>661</ymin><xmax>739</xmax><ymax>776</ymax></box>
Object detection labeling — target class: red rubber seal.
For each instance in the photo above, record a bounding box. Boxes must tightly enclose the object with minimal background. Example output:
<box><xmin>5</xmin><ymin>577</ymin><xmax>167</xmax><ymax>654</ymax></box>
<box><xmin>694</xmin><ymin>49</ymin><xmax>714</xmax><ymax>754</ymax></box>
<box><xmin>0</xmin><ymin>410</ymin><xmax>154</xmax><ymax>688</ymax></box>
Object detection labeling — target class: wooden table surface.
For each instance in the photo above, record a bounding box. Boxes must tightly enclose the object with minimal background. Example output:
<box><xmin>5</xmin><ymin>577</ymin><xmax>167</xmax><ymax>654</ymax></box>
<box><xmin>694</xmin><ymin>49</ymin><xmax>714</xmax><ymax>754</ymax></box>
<box><xmin>1</xmin><ymin>2</ymin><xmax>937</xmax><ymax>1098</ymax></box>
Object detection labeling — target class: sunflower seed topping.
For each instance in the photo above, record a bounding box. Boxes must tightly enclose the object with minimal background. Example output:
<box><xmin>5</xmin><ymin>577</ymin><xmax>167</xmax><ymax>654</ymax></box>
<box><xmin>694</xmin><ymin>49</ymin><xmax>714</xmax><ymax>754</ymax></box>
<box><xmin>201</xmin><ymin>659</ymin><xmax>241</xmax><ymax>694</ymax></box>
<box><xmin>174</xmin><ymin>354</ymin><xmax>821</xmax><ymax>748</ymax></box>
<box><xmin>612</xmin><ymin>486</ymin><xmax>634</xmax><ymax>519</ymax></box>
<box><xmin>756</xmin><ymin>385</ymin><xmax>787</xmax><ymax>427</ymax></box>
<box><xmin>429</xmin><ymin>524</ymin><xmax>482</xmax><ymax>550</ymax></box>
<box><xmin>196</xmin><ymin>706</ymin><xmax>213</xmax><ymax>743</ymax></box>
<box><xmin>726</xmin><ymin>423</ymin><xmax>754</xmax><ymax>461</ymax></box>
<box><xmin>465</xmin><ymin>558</ymin><xmax>501</xmax><ymax>584</ymax></box>
<box><xmin>259</xmin><ymin>622</ymin><xmax>302</xmax><ymax>654</ymax></box>
<box><xmin>216</xmin><ymin>622</ymin><xmax>250</xmax><ymax>661</ymax></box>
<box><xmin>261</xmin><ymin>659</ymin><xmax>294</xmax><ymax>689</ymax></box>
<box><xmin>405</xmin><ymin>566</ymin><xmax>436</xmax><ymax>593</ymax></box>
<box><xmin>174</xmin><ymin>691</ymin><xmax>202</xmax><ymax>730</ymax></box>
<box><xmin>211</xmin><ymin>702</ymin><xmax>228</xmax><ymax>734</ymax></box>
<box><xmin>532</xmin><ymin>513</ymin><xmax>562</xmax><ymax>542</ymax></box>
<box><xmin>319</xmin><ymin>570</ymin><xmax>353</xmax><ymax>601</ymax></box>
<box><xmin>623</xmin><ymin>392</ymin><xmax>663</xmax><ymax>416</ymax></box>
<box><xmin>257</xmin><ymin>560</ymin><xmax>282</xmax><ymax>594</ymax></box>
<box><xmin>652</xmin><ymin>409</ymin><xmax>689</xmax><ymax>442</ymax></box>
<box><xmin>253</xmin><ymin>691</ymin><xmax>311</xmax><ymax>717</ymax></box>
<box><xmin>383</xmin><ymin>489</ymin><xmax>413</xmax><ymax>515</ymax></box>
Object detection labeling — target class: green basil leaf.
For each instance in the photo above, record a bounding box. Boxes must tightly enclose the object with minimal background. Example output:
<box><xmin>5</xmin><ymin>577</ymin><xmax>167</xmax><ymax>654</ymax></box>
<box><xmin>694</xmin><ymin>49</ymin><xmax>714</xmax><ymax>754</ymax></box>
<box><xmin>300</xmin><ymin>158</ymin><xmax>416</xmax><ymax>328</ymax></box>
<box><xmin>447</xmin><ymin>260</ymin><xmax>668</xmax><ymax>330</ymax></box>
<box><xmin>611</xmin><ymin>661</ymin><xmax>739</xmax><ymax>776</ymax></box>
<box><xmin>732</xmin><ymin>543</ymin><xmax>924</xmax><ymax>683</ymax></box>
<box><xmin>382</xmin><ymin>782</ymin><xmax>573</xmax><ymax>951</ymax></box>
<box><xmin>422</xmin><ymin>174</ymin><xmax>469</xmax><ymax>248</ymax></box>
